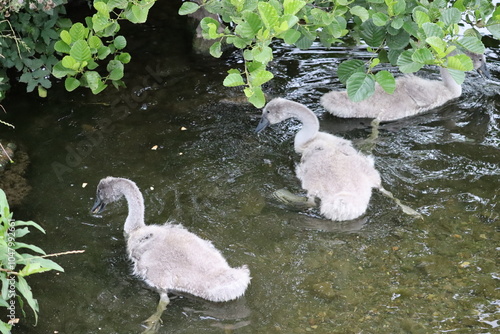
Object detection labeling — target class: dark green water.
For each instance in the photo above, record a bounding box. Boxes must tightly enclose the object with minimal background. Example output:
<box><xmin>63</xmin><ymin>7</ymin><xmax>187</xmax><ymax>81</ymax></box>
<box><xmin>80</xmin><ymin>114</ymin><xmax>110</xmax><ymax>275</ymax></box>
<box><xmin>1</xmin><ymin>1</ymin><xmax>499</xmax><ymax>333</ymax></box>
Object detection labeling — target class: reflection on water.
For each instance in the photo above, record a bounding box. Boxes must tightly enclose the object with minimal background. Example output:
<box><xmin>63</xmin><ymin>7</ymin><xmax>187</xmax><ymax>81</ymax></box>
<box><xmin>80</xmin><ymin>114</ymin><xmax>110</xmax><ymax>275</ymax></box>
<box><xmin>2</xmin><ymin>1</ymin><xmax>500</xmax><ymax>333</ymax></box>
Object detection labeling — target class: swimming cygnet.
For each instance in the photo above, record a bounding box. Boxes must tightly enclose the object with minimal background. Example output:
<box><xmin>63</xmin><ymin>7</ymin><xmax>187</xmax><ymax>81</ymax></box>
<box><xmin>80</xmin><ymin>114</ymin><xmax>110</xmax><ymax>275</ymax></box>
<box><xmin>321</xmin><ymin>52</ymin><xmax>490</xmax><ymax>122</ymax></box>
<box><xmin>256</xmin><ymin>98</ymin><xmax>420</xmax><ymax>221</ymax></box>
<box><xmin>91</xmin><ymin>177</ymin><xmax>251</xmax><ymax>333</ymax></box>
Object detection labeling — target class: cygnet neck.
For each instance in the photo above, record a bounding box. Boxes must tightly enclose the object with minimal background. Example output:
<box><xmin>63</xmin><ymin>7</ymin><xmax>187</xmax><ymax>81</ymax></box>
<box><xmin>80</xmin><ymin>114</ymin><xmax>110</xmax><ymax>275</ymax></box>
<box><xmin>116</xmin><ymin>178</ymin><xmax>146</xmax><ymax>234</ymax></box>
<box><xmin>440</xmin><ymin>67</ymin><xmax>462</xmax><ymax>97</ymax></box>
<box><xmin>286</xmin><ymin>102</ymin><xmax>320</xmax><ymax>153</ymax></box>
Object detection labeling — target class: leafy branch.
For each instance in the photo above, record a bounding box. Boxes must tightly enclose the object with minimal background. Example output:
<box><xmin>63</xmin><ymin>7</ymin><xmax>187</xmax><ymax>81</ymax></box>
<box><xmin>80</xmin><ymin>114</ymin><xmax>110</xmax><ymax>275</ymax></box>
<box><xmin>0</xmin><ymin>189</ymin><xmax>67</xmax><ymax>332</ymax></box>
<box><xmin>179</xmin><ymin>0</ymin><xmax>500</xmax><ymax>107</ymax></box>
<box><xmin>52</xmin><ymin>0</ymin><xmax>157</xmax><ymax>94</ymax></box>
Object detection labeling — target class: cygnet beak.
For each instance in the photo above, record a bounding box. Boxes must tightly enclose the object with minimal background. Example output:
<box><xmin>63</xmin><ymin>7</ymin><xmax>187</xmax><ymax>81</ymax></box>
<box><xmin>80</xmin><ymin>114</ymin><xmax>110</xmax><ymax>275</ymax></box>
<box><xmin>477</xmin><ymin>60</ymin><xmax>491</xmax><ymax>79</ymax></box>
<box><xmin>91</xmin><ymin>196</ymin><xmax>106</xmax><ymax>214</ymax></box>
<box><xmin>255</xmin><ymin>116</ymin><xmax>270</xmax><ymax>133</ymax></box>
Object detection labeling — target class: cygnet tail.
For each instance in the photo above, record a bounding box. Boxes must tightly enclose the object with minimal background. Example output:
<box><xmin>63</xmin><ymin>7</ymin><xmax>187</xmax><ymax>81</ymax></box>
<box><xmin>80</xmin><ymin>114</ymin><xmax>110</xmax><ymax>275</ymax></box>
<box><xmin>204</xmin><ymin>265</ymin><xmax>251</xmax><ymax>302</ymax></box>
<box><xmin>320</xmin><ymin>192</ymin><xmax>369</xmax><ymax>221</ymax></box>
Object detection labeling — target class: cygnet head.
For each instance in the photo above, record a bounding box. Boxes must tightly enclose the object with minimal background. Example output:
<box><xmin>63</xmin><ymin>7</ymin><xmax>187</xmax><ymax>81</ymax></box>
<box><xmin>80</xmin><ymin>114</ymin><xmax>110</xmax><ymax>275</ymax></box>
<box><xmin>91</xmin><ymin>176</ymin><xmax>124</xmax><ymax>214</ymax></box>
<box><xmin>255</xmin><ymin>98</ymin><xmax>297</xmax><ymax>133</ymax></box>
<box><xmin>471</xmin><ymin>53</ymin><xmax>490</xmax><ymax>79</ymax></box>
<box><xmin>463</xmin><ymin>51</ymin><xmax>491</xmax><ymax>79</ymax></box>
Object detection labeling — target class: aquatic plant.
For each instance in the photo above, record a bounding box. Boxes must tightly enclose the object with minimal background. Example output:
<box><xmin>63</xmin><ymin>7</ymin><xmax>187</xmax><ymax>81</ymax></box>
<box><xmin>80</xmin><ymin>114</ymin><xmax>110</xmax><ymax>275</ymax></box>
<box><xmin>0</xmin><ymin>189</ymin><xmax>64</xmax><ymax>334</ymax></box>
<box><xmin>179</xmin><ymin>0</ymin><xmax>500</xmax><ymax>107</ymax></box>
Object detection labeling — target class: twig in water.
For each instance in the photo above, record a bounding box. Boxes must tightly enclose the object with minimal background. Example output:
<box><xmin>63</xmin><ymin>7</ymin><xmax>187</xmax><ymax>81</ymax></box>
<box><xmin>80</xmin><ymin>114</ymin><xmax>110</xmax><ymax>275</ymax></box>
<box><xmin>0</xmin><ymin>142</ymin><xmax>14</xmax><ymax>163</ymax></box>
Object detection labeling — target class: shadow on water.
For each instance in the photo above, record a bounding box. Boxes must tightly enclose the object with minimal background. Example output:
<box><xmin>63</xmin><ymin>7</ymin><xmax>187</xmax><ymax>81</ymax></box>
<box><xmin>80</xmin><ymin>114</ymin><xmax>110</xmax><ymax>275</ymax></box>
<box><xmin>1</xmin><ymin>1</ymin><xmax>500</xmax><ymax>333</ymax></box>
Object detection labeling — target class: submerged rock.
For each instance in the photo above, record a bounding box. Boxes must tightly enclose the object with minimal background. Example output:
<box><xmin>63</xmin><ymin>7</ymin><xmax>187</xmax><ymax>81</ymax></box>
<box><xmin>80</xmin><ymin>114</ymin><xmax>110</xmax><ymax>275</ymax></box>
<box><xmin>0</xmin><ymin>140</ymin><xmax>31</xmax><ymax>207</ymax></box>
<box><xmin>0</xmin><ymin>141</ymin><xmax>16</xmax><ymax>171</ymax></box>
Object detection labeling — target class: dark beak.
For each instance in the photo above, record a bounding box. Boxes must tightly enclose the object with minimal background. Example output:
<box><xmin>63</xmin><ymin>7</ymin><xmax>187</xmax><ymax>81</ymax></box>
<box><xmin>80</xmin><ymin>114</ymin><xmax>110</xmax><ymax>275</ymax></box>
<box><xmin>255</xmin><ymin>116</ymin><xmax>270</xmax><ymax>133</ymax></box>
<box><xmin>476</xmin><ymin>58</ymin><xmax>491</xmax><ymax>79</ymax></box>
<box><xmin>91</xmin><ymin>196</ymin><xmax>106</xmax><ymax>214</ymax></box>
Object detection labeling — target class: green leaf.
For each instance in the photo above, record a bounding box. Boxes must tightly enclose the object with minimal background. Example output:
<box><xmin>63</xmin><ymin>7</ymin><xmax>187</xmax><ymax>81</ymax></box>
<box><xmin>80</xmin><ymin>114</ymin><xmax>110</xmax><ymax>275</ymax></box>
<box><xmin>422</xmin><ymin>22</ymin><xmax>444</xmax><ymax>39</ymax></box>
<box><xmin>252</xmin><ymin>46</ymin><xmax>273</xmax><ymax>63</ymax></box>
<box><xmin>16</xmin><ymin>276</ymin><xmax>39</xmax><ymax>323</ymax></box>
<box><xmin>126</xmin><ymin>2</ymin><xmax>154</xmax><ymax>23</ymax></box>
<box><xmin>372</xmin><ymin>12</ymin><xmax>389</xmax><ymax>26</ymax></box>
<box><xmin>235</xmin><ymin>12</ymin><xmax>263</xmax><ymax>38</ymax></box>
<box><xmin>106</xmin><ymin>59</ymin><xmax>124</xmax><ymax>73</ymax></box>
<box><xmin>295</xmin><ymin>30</ymin><xmax>314</xmax><ymax>49</ymax></box>
<box><xmin>209</xmin><ymin>41</ymin><xmax>223</xmax><ymax>58</ymax></box>
<box><xmin>441</xmin><ymin>7</ymin><xmax>461</xmax><ymax>26</ymax></box>
<box><xmin>117</xmin><ymin>52</ymin><xmax>131</xmax><ymax>64</ymax></box>
<box><xmin>283</xmin><ymin>29</ymin><xmax>301</xmax><ymax>44</ymax></box>
<box><xmin>97</xmin><ymin>46</ymin><xmax>111</xmax><ymax>60</ymax></box>
<box><xmin>92</xmin><ymin>13</ymin><xmax>111</xmax><ymax>32</ymax></box>
<box><xmin>386</xmin><ymin>29</ymin><xmax>410</xmax><ymax>49</ymax></box>
<box><xmin>60</xmin><ymin>30</ymin><xmax>71</xmax><ymax>44</ymax></box>
<box><xmin>207</xmin><ymin>23</ymin><xmax>222</xmax><ymax>39</ymax></box>
<box><xmin>337</xmin><ymin>59</ymin><xmax>365</xmax><ymax>84</ymax></box>
<box><xmin>463</xmin><ymin>28</ymin><xmax>481</xmax><ymax>39</ymax></box>
<box><xmin>283</xmin><ymin>0</ymin><xmax>305</xmax><ymax>16</ymax></box>
<box><xmin>456</xmin><ymin>36</ymin><xmax>485</xmax><ymax>54</ymax></box>
<box><xmin>94</xmin><ymin>1</ymin><xmax>109</xmax><ymax>17</ymax></box>
<box><xmin>447</xmin><ymin>68</ymin><xmax>466</xmax><ymax>85</ymax></box>
<box><xmin>250</xmin><ymin>70</ymin><xmax>274</xmax><ymax>86</ymax></box>
<box><xmin>247</xmin><ymin>86</ymin><xmax>266</xmax><ymax>108</ymax></box>
<box><xmin>15</xmin><ymin>227</ymin><xmax>30</xmax><ymax>238</ymax></box>
<box><xmin>486</xmin><ymin>15</ymin><xmax>500</xmax><ymax>39</ymax></box>
<box><xmin>281</xmin><ymin>14</ymin><xmax>299</xmax><ymax>29</ymax></box>
<box><xmin>54</xmin><ymin>40</ymin><xmax>71</xmax><ymax>54</ymax></box>
<box><xmin>70</xmin><ymin>40</ymin><xmax>91</xmax><ymax>62</ymax></box>
<box><xmin>69</xmin><ymin>22</ymin><xmax>87</xmax><ymax>41</ymax></box>
<box><xmin>88</xmin><ymin>60</ymin><xmax>99</xmax><ymax>70</ymax></box>
<box><xmin>403</xmin><ymin>20</ymin><xmax>418</xmax><ymax>37</ymax></box>
<box><xmin>28</xmin><ymin>257</ymin><xmax>64</xmax><ymax>273</ymax></box>
<box><xmin>200</xmin><ymin>17</ymin><xmax>220</xmax><ymax>39</ymax></box>
<box><xmin>178</xmin><ymin>2</ymin><xmax>200</xmax><ymax>15</ymax></box>
<box><xmin>447</xmin><ymin>54</ymin><xmax>473</xmax><ymax>72</ymax></box>
<box><xmin>19</xmin><ymin>72</ymin><xmax>32</xmax><ymax>83</ymax></box>
<box><xmin>13</xmin><ymin>242</ymin><xmax>46</xmax><ymax>254</ymax></box>
<box><xmin>52</xmin><ymin>62</ymin><xmax>77</xmax><ymax>78</ymax></box>
<box><xmin>397</xmin><ymin>50</ymin><xmax>424</xmax><ymax>73</ymax></box>
<box><xmin>258</xmin><ymin>2</ymin><xmax>279</xmax><ymax>30</ymax></box>
<box><xmin>393</xmin><ymin>0</ymin><xmax>406</xmax><ymax>15</ymax></box>
<box><xmin>19</xmin><ymin>262</ymin><xmax>48</xmax><ymax>276</ymax></box>
<box><xmin>411</xmin><ymin>48</ymin><xmax>434</xmax><ymax>64</ymax></box>
<box><xmin>414</xmin><ymin>10</ymin><xmax>430</xmax><ymax>27</ymax></box>
<box><xmin>37</xmin><ymin>85</ymin><xmax>47</xmax><ymax>98</ymax></box>
<box><xmin>391</xmin><ymin>17</ymin><xmax>404</xmax><ymax>30</ymax></box>
<box><xmin>107</xmin><ymin>0</ymin><xmax>128</xmax><ymax>10</ymax></box>
<box><xmin>360</xmin><ymin>19</ymin><xmax>386</xmax><ymax>47</ymax></box>
<box><xmin>0</xmin><ymin>320</ymin><xmax>12</xmax><ymax>334</ymax></box>
<box><xmin>350</xmin><ymin>6</ymin><xmax>369</xmax><ymax>22</ymax></box>
<box><xmin>223</xmin><ymin>72</ymin><xmax>245</xmax><ymax>87</ymax></box>
<box><xmin>426</xmin><ymin>36</ymin><xmax>447</xmax><ymax>55</ymax></box>
<box><xmin>109</xmin><ymin>68</ymin><xmax>124</xmax><ymax>80</ymax></box>
<box><xmin>65</xmin><ymin>77</ymin><xmax>80</xmax><ymax>92</ymax></box>
<box><xmin>346</xmin><ymin>72</ymin><xmax>375</xmax><ymax>102</ymax></box>
<box><xmin>88</xmin><ymin>36</ymin><xmax>102</xmax><ymax>49</ymax></box>
<box><xmin>113</xmin><ymin>36</ymin><xmax>127</xmax><ymax>50</ymax></box>
<box><xmin>84</xmin><ymin>71</ymin><xmax>101</xmax><ymax>90</ymax></box>
<box><xmin>61</xmin><ymin>56</ymin><xmax>78</xmax><ymax>70</ymax></box>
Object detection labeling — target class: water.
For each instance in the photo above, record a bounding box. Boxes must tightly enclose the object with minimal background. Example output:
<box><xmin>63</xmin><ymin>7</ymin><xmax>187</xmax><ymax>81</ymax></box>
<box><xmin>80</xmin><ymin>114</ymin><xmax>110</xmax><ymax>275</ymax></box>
<box><xmin>2</xmin><ymin>1</ymin><xmax>499</xmax><ymax>333</ymax></box>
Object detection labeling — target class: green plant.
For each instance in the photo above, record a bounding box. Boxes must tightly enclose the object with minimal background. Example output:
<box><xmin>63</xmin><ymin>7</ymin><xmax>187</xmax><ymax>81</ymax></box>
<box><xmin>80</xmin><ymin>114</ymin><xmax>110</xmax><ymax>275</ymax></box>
<box><xmin>179</xmin><ymin>0</ymin><xmax>500</xmax><ymax>107</ymax></box>
<box><xmin>52</xmin><ymin>0</ymin><xmax>156</xmax><ymax>94</ymax></box>
<box><xmin>0</xmin><ymin>0</ymin><xmax>67</xmax><ymax>100</ymax></box>
<box><xmin>0</xmin><ymin>0</ymin><xmax>156</xmax><ymax>101</ymax></box>
<box><xmin>0</xmin><ymin>189</ymin><xmax>64</xmax><ymax>334</ymax></box>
